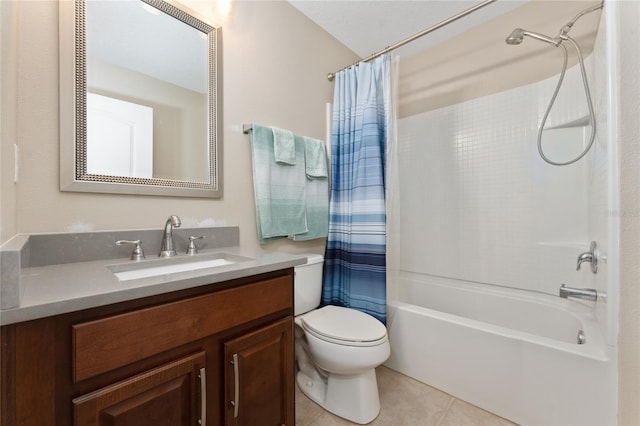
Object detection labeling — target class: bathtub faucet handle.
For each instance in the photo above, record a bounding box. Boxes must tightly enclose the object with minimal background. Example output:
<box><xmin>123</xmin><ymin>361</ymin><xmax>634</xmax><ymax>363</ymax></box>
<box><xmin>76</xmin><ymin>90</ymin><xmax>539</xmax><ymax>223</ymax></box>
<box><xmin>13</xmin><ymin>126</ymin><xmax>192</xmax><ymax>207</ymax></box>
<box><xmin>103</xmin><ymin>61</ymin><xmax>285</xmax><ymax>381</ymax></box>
<box><xmin>576</xmin><ymin>241</ymin><xmax>598</xmax><ymax>274</ymax></box>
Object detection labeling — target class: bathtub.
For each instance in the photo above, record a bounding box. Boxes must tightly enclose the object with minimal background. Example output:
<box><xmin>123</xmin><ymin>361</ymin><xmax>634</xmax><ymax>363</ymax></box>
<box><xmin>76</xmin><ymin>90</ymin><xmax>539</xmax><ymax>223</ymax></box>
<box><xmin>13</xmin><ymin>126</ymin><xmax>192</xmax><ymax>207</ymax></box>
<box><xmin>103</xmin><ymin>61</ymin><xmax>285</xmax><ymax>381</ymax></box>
<box><xmin>384</xmin><ymin>272</ymin><xmax>616</xmax><ymax>426</ymax></box>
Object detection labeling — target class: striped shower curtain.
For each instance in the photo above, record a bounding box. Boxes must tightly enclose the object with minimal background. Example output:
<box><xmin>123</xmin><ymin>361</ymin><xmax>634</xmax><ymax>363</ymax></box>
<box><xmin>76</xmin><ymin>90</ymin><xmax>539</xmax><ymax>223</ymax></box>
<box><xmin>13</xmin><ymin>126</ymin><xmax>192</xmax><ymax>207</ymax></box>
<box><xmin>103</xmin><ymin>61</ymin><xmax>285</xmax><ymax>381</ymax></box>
<box><xmin>322</xmin><ymin>54</ymin><xmax>391</xmax><ymax>324</ymax></box>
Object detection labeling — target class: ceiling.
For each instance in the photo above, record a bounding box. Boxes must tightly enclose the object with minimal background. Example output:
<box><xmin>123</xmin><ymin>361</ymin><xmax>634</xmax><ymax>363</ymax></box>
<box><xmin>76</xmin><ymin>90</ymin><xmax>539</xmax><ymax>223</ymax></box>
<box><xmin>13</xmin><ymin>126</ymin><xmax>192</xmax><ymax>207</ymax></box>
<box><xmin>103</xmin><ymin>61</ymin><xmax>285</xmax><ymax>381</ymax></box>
<box><xmin>287</xmin><ymin>0</ymin><xmax>531</xmax><ymax>59</ymax></box>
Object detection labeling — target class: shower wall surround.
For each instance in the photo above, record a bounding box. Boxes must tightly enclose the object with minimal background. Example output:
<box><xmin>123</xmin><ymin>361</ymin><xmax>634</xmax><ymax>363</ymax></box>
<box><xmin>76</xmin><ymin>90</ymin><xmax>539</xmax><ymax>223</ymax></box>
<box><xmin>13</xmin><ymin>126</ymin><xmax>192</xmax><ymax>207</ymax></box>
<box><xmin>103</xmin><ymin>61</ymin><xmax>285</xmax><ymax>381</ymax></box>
<box><xmin>396</xmin><ymin>50</ymin><xmax>608</xmax><ymax>300</ymax></box>
<box><xmin>586</xmin><ymin>7</ymin><xmax>614</xmax><ymax>345</ymax></box>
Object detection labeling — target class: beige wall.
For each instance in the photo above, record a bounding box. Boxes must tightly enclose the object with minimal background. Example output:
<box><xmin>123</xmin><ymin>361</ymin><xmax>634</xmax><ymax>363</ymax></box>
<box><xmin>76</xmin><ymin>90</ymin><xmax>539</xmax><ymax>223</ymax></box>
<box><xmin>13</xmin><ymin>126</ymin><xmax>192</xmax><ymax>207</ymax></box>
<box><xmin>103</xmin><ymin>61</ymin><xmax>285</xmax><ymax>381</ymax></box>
<box><xmin>88</xmin><ymin>59</ymin><xmax>208</xmax><ymax>182</ymax></box>
<box><xmin>7</xmin><ymin>1</ymin><xmax>357</xmax><ymax>255</ymax></box>
<box><xmin>1</xmin><ymin>1</ymin><xmax>19</xmax><ymax>244</ymax></box>
<box><xmin>617</xmin><ymin>1</ymin><xmax>640</xmax><ymax>424</ymax></box>
<box><xmin>398</xmin><ymin>0</ymin><xmax>600</xmax><ymax>117</ymax></box>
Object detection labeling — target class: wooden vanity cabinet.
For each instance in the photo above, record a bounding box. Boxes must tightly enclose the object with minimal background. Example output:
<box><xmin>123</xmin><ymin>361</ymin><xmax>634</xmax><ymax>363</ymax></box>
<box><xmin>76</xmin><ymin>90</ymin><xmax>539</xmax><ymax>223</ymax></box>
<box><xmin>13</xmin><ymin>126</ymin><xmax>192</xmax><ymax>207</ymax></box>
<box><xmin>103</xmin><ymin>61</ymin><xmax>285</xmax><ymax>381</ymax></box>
<box><xmin>72</xmin><ymin>351</ymin><xmax>206</xmax><ymax>426</ymax></box>
<box><xmin>1</xmin><ymin>269</ymin><xmax>295</xmax><ymax>426</ymax></box>
<box><xmin>224</xmin><ymin>318</ymin><xmax>293</xmax><ymax>426</ymax></box>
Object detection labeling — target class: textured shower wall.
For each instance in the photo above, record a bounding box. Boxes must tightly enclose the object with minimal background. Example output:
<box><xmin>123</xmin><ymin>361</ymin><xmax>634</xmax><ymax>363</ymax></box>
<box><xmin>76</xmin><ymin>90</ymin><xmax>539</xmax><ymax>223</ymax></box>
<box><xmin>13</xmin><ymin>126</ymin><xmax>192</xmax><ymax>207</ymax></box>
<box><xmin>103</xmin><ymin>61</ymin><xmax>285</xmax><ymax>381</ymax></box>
<box><xmin>586</xmin><ymin>5</ymin><xmax>613</xmax><ymax>344</ymax></box>
<box><xmin>395</xmin><ymin>52</ymin><xmax>604</xmax><ymax>298</ymax></box>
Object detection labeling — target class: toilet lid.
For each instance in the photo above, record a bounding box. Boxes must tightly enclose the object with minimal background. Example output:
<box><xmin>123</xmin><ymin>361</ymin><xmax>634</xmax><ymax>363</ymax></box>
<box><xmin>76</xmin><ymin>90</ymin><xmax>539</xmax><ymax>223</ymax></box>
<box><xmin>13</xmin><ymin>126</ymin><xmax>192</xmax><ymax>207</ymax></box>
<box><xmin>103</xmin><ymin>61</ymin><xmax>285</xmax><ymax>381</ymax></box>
<box><xmin>301</xmin><ymin>305</ymin><xmax>387</xmax><ymax>346</ymax></box>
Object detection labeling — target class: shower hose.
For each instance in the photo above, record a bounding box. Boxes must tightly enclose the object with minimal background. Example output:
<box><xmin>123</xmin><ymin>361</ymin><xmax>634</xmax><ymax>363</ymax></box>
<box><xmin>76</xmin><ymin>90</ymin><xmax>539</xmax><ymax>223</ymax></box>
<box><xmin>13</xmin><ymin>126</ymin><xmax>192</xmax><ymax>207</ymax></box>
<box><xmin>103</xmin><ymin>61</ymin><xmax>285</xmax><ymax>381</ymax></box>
<box><xmin>537</xmin><ymin>35</ymin><xmax>597</xmax><ymax>166</ymax></box>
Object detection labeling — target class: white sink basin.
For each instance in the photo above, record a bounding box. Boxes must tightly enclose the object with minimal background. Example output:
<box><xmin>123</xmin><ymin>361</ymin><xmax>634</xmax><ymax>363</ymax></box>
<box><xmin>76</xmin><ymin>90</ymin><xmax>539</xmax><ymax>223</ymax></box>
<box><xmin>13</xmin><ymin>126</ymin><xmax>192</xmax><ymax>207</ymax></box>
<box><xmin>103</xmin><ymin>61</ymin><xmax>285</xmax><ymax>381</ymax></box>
<box><xmin>108</xmin><ymin>252</ymin><xmax>252</xmax><ymax>281</ymax></box>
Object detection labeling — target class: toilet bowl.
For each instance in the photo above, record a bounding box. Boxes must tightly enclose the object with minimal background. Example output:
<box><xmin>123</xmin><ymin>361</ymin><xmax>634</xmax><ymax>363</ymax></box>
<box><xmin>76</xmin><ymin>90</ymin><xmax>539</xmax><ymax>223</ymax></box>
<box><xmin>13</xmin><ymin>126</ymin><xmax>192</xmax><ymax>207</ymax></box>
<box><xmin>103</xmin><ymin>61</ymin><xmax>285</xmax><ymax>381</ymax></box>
<box><xmin>294</xmin><ymin>255</ymin><xmax>390</xmax><ymax>424</ymax></box>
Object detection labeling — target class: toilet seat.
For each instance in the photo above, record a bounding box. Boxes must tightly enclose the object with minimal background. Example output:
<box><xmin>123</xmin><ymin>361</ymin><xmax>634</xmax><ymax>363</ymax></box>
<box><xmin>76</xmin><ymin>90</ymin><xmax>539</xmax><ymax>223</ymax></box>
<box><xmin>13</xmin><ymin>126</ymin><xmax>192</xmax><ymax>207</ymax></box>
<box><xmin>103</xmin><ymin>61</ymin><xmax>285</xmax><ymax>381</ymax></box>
<box><xmin>301</xmin><ymin>305</ymin><xmax>387</xmax><ymax>347</ymax></box>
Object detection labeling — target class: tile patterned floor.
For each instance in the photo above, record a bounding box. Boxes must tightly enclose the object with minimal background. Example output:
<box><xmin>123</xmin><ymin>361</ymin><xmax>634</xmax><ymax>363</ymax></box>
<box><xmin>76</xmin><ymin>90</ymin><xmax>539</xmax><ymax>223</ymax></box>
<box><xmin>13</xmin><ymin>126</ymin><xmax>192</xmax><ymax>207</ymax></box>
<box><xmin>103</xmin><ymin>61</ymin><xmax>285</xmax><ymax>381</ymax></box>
<box><xmin>295</xmin><ymin>366</ymin><xmax>518</xmax><ymax>426</ymax></box>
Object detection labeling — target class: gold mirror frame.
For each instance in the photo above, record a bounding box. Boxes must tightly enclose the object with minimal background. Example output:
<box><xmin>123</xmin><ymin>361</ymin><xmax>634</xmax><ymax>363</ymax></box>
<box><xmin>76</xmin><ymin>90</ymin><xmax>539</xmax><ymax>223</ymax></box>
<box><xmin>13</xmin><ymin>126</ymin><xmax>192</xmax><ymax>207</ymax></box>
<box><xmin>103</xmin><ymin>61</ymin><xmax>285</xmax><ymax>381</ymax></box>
<box><xmin>59</xmin><ymin>0</ymin><xmax>222</xmax><ymax>198</ymax></box>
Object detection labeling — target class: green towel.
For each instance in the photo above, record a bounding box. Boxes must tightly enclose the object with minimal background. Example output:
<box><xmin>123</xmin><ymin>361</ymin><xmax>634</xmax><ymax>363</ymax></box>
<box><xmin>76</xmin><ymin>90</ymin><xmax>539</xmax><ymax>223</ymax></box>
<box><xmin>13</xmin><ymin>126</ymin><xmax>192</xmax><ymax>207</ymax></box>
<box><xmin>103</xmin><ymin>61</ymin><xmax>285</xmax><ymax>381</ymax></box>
<box><xmin>250</xmin><ymin>124</ymin><xmax>308</xmax><ymax>243</ymax></box>
<box><xmin>303</xmin><ymin>136</ymin><xmax>328</xmax><ymax>178</ymax></box>
<box><xmin>291</xmin><ymin>136</ymin><xmax>329</xmax><ymax>241</ymax></box>
<box><xmin>272</xmin><ymin>127</ymin><xmax>296</xmax><ymax>165</ymax></box>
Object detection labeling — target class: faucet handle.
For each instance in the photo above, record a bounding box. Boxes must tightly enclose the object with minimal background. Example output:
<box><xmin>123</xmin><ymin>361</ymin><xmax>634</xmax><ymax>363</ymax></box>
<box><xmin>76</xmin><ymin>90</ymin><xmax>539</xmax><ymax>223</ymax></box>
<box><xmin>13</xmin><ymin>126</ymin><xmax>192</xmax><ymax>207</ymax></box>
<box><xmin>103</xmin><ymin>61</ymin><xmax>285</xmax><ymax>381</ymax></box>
<box><xmin>186</xmin><ymin>236</ymin><xmax>205</xmax><ymax>255</ymax></box>
<box><xmin>576</xmin><ymin>241</ymin><xmax>598</xmax><ymax>273</ymax></box>
<box><xmin>116</xmin><ymin>240</ymin><xmax>146</xmax><ymax>261</ymax></box>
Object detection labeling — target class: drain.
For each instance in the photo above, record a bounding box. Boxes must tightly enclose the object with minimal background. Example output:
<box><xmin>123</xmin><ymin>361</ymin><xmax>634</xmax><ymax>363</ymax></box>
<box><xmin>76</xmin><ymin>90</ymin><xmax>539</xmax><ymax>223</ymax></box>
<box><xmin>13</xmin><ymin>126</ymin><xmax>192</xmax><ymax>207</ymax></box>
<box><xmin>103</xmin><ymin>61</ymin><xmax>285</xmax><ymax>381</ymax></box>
<box><xmin>577</xmin><ymin>329</ymin><xmax>586</xmax><ymax>344</ymax></box>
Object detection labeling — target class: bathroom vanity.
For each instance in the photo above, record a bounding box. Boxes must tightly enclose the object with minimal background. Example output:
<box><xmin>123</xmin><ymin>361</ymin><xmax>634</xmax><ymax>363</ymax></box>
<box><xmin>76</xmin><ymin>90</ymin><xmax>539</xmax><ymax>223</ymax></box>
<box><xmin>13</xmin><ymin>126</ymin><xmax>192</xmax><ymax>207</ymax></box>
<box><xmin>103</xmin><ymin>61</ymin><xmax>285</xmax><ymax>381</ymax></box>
<box><xmin>0</xmin><ymin>227</ymin><xmax>305</xmax><ymax>426</ymax></box>
<box><xmin>2</xmin><ymin>270</ymin><xmax>294</xmax><ymax>426</ymax></box>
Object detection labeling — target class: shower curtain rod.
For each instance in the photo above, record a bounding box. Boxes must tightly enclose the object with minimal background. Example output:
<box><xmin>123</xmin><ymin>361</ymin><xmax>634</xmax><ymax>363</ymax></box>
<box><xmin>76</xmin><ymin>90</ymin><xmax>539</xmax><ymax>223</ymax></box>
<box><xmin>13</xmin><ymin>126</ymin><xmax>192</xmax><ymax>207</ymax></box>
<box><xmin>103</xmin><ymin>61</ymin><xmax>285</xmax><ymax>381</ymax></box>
<box><xmin>327</xmin><ymin>0</ymin><xmax>497</xmax><ymax>82</ymax></box>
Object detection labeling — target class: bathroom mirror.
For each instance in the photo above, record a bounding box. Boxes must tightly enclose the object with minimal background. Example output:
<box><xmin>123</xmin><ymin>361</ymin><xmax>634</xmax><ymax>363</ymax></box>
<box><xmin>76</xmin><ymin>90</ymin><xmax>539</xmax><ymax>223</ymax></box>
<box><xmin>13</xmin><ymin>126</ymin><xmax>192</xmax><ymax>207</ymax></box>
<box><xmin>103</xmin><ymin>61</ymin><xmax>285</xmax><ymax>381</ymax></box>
<box><xmin>59</xmin><ymin>0</ymin><xmax>222</xmax><ymax>198</ymax></box>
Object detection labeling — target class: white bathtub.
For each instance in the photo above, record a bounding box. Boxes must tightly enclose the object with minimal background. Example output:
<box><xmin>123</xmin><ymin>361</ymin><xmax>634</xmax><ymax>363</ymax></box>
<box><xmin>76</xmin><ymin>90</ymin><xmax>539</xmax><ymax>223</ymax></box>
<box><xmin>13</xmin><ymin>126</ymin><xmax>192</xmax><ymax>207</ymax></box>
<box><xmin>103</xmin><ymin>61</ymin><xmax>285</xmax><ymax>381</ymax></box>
<box><xmin>384</xmin><ymin>272</ymin><xmax>616</xmax><ymax>426</ymax></box>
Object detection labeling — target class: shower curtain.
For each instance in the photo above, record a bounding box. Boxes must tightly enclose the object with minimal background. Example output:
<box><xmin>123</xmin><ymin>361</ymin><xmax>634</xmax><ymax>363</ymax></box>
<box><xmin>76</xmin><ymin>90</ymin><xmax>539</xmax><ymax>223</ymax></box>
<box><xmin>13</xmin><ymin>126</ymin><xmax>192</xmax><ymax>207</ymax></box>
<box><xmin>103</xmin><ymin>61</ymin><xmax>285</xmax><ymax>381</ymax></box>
<box><xmin>322</xmin><ymin>54</ymin><xmax>392</xmax><ymax>324</ymax></box>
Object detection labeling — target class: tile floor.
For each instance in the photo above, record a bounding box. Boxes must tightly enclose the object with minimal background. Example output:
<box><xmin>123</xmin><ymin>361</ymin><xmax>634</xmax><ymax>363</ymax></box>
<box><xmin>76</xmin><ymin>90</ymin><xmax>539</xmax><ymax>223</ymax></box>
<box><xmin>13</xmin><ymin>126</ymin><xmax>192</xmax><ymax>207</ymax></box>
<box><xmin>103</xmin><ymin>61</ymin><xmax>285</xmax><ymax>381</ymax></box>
<box><xmin>295</xmin><ymin>366</ymin><xmax>517</xmax><ymax>426</ymax></box>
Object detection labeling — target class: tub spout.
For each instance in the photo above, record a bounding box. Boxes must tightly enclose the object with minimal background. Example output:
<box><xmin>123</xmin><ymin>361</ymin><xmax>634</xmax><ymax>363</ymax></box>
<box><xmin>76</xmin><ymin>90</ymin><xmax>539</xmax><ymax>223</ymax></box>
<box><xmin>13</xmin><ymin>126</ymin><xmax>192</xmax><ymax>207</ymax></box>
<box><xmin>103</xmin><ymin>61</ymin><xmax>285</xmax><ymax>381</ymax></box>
<box><xmin>559</xmin><ymin>284</ymin><xmax>599</xmax><ymax>302</ymax></box>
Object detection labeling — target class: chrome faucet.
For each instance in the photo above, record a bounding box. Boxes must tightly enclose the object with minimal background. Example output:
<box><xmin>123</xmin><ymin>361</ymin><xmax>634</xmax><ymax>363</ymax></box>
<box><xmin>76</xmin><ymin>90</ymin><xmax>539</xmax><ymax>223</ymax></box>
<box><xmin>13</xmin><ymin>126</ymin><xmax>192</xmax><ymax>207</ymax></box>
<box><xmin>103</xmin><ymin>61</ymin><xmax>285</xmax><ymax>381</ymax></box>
<box><xmin>559</xmin><ymin>284</ymin><xmax>599</xmax><ymax>302</ymax></box>
<box><xmin>186</xmin><ymin>235</ymin><xmax>205</xmax><ymax>256</ymax></box>
<box><xmin>159</xmin><ymin>215</ymin><xmax>182</xmax><ymax>257</ymax></box>
<box><xmin>576</xmin><ymin>241</ymin><xmax>598</xmax><ymax>274</ymax></box>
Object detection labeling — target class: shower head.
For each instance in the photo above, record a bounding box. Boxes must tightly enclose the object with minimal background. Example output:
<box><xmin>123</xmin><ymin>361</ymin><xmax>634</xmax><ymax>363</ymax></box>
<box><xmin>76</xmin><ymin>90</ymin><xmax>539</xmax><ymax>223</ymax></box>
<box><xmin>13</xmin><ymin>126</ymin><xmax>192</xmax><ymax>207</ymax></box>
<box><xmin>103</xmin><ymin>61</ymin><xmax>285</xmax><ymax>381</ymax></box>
<box><xmin>505</xmin><ymin>28</ymin><xmax>561</xmax><ymax>46</ymax></box>
<box><xmin>505</xmin><ymin>28</ymin><xmax>525</xmax><ymax>45</ymax></box>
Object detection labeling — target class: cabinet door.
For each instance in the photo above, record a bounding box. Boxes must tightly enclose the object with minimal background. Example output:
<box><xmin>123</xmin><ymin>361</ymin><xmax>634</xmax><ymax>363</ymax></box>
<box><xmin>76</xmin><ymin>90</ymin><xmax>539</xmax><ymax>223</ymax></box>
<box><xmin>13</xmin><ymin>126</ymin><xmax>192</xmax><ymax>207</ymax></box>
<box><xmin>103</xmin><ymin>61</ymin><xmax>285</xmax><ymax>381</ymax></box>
<box><xmin>224</xmin><ymin>318</ymin><xmax>294</xmax><ymax>426</ymax></box>
<box><xmin>73</xmin><ymin>352</ymin><xmax>206</xmax><ymax>426</ymax></box>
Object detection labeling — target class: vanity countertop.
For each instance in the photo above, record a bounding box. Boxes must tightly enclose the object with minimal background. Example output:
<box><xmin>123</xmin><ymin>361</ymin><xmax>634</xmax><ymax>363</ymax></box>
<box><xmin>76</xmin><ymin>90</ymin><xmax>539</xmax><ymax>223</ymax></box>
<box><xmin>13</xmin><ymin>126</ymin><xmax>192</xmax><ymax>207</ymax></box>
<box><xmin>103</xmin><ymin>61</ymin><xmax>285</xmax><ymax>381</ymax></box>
<box><xmin>0</xmin><ymin>247</ymin><xmax>308</xmax><ymax>326</ymax></box>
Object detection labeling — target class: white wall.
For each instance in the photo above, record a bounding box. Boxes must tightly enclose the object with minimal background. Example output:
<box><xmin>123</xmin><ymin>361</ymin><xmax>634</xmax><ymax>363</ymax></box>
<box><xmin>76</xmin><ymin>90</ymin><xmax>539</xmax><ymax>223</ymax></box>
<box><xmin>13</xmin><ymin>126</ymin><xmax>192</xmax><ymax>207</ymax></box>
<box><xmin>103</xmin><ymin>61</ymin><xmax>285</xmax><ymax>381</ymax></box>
<box><xmin>2</xmin><ymin>1</ymin><xmax>357</xmax><ymax>255</ymax></box>
<box><xmin>394</xmin><ymin>55</ymin><xmax>603</xmax><ymax>299</ymax></box>
<box><xmin>587</xmin><ymin>0</ymin><xmax>613</xmax><ymax>349</ymax></box>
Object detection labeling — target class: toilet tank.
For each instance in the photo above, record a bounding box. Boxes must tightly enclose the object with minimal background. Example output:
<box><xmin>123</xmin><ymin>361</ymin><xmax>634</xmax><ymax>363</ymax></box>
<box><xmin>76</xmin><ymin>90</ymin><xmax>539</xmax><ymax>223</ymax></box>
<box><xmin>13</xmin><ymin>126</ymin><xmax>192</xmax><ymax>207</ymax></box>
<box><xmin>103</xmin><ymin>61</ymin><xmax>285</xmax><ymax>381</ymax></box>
<box><xmin>294</xmin><ymin>254</ymin><xmax>324</xmax><ymax>316</ymax></box>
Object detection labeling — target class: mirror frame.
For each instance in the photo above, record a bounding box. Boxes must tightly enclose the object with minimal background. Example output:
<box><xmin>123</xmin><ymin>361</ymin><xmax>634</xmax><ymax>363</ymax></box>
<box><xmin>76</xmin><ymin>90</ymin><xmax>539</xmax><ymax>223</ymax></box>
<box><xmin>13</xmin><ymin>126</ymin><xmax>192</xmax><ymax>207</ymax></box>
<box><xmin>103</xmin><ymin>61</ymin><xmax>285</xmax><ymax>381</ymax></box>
<box><xmin>59</xmin><ymin>0</ymin><xmax>223</xmax><ymax>198</ymax></box>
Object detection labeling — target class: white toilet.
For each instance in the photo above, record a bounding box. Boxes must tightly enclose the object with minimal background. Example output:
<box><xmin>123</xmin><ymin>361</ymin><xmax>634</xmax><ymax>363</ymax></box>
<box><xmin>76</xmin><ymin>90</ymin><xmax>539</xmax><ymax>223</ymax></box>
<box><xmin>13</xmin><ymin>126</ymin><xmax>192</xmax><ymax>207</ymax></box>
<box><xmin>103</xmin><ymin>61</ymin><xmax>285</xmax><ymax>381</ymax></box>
<box><xmin>294</xmin><ymin>254</ymin><xmax>390</xmax><ymax>424</ymax></box>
